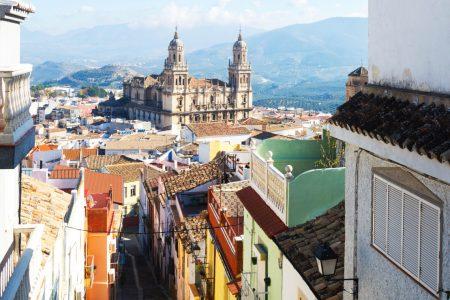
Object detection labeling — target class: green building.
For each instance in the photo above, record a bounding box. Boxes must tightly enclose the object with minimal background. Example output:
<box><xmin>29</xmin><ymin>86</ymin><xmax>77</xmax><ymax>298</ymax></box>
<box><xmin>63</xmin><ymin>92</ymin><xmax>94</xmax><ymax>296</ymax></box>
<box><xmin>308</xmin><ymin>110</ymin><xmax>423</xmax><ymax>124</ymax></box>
<box><xmin>236</xmin><ymin>136</ymin><xmax>345</xmax><ymax>300</ymax></box>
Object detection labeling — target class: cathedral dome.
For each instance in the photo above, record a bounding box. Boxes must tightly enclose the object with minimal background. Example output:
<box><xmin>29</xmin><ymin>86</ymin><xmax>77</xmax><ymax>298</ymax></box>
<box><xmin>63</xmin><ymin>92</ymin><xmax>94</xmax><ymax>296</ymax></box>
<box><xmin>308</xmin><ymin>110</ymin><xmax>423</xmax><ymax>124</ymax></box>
<box><xmin>169</xmin><ymin>30</ymin><xmax>184</xmax><ymax>48</ymax></box>
<box><xmin>233</xmin><ymin>32</ymin><xmax>247</xmax><ymax>49</ymax></box>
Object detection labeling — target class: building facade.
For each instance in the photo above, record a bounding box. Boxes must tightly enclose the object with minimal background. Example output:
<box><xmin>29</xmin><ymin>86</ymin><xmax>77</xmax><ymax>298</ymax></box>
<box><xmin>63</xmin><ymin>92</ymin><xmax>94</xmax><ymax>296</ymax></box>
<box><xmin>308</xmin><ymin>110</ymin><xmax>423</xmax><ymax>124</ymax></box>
<box><xmin>124</xmin><ymin>30</ymin><xmax>253</xmax><ymax>129</ymax></box>
<box><xmin>330</xmin><ymin>0</ymin><xmax>450</xmax><ymax>299</ymax></box>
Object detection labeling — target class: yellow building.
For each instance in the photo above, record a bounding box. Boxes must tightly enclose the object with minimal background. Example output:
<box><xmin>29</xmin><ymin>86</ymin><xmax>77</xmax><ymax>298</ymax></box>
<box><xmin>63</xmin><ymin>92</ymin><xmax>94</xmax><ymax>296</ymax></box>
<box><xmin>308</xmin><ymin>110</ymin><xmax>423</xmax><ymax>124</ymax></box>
<box><xmin>105</xmin><ymin>162</ymin><xmax>162</xmax><ymax>215</ymax></box>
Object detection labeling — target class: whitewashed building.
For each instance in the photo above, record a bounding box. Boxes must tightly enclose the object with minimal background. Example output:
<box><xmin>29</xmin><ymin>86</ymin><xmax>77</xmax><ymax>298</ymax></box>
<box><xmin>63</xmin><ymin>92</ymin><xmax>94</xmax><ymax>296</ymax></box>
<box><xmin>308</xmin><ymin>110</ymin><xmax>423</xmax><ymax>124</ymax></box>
<box><xmin>329</xmin><ymin>0</ymin><xmax>450</xmax><ymax>299</ymax></box>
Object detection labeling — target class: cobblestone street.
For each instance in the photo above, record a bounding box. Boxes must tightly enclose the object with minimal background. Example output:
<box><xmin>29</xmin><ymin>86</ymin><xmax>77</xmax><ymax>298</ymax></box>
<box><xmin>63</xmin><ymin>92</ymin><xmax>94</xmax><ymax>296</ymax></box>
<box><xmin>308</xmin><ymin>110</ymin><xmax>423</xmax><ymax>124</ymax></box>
<box><xmin>116</xmin><ymin>233</ymin><xmax>170</xmax><ymax>300</ymax></box>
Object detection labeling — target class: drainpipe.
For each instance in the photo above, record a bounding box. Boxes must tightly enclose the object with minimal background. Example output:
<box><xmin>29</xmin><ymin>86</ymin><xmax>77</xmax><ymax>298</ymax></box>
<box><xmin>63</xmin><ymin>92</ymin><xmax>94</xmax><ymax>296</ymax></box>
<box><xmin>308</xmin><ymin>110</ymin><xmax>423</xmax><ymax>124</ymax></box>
<box><xmin>351</xmin><ymin>148</ymin><xmax>363</xmax><ymax>299</ymax></box>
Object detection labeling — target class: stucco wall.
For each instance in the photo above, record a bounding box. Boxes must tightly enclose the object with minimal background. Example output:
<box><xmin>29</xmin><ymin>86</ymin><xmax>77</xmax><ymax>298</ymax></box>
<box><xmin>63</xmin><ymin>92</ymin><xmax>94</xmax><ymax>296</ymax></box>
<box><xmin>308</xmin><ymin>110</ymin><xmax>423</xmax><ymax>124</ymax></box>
<box><xmin>344</xmin><ymin>144</ymin><xmax>450</xmax><ymax>300</ymax></box>
<box><xmin>288</xmin><ymin>167</ymin><xmax>345</xmax><ymax>227</ymax></box>
<box><xmin>242</xmin><ymin>209</ymin><xmax>283</xmax><ymax>300</ymax></box>
<box><xmin>282</xmin><ymin>257</ymin><xmax>317</xmax><ymax>300</ymax></box>
<box><xmin>0</xmin><ymin>167</ymin><xmax>19</xmax><ymax>259</ymax></box>
<box><xmin>369</xmin><ymin>0</ymin><xmax>450</xmax><ymax>93</ymax></box>
<box><xmin>0</xmin><ymin>20</ymin><xmax>20</xmax><ymax>66</ymax></box>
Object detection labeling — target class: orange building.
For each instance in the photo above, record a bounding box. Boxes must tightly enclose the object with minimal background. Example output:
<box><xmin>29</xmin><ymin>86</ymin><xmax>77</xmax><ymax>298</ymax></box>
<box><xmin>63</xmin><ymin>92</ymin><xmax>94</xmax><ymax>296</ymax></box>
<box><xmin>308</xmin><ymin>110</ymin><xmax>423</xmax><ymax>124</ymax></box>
<box><xmin>84</xmin><ymin>173</ymin><xmax>122</xmax><ymax>300</ymax></box>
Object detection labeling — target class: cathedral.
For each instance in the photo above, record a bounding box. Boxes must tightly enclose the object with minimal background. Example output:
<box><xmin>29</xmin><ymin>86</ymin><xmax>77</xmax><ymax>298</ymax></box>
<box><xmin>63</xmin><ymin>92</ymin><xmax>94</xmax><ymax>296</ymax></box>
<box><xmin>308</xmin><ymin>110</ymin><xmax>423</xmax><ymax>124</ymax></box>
<box><xmin>123</xmin><ymin>29</ymin><xmax>253</xmax><ymax>129</ymax></box>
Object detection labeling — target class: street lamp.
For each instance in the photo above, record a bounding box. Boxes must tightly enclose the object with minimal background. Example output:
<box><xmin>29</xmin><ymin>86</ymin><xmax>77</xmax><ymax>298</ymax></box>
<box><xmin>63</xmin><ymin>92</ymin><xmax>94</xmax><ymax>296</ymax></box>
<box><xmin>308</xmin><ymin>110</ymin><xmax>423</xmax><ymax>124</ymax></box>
<box><xmin>192</xmin><ymin>243</ymin><xmax>201</xmax><ymax>257</ymax></box>
<box><xmin>314</xmin><ymin>243</ymin><xmax>358</xmax><ymax>296</ymax></box>
<box><xmin>314</xmin><ymin>243</ymin><xmax>338</xmax><ymax>276</ymax></box>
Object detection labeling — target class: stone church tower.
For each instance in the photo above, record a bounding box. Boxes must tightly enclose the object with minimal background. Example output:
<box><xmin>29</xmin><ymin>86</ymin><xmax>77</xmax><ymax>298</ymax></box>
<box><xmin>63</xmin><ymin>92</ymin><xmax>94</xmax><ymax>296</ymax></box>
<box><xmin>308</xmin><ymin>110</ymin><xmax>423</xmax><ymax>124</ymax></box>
<box><xmin>345</xmin><ymin>66</ymin><xmax>368</xmax><ymax>101</ymax></box>
<box><xmin>163</xmin><ymin>29</ymin><xmax>189</xmax><ymax>90</ymax></box>
<box><xmin>228</xmin><ymin>31</ymin><xmax>252</xmax><ymax>116</ymax></box>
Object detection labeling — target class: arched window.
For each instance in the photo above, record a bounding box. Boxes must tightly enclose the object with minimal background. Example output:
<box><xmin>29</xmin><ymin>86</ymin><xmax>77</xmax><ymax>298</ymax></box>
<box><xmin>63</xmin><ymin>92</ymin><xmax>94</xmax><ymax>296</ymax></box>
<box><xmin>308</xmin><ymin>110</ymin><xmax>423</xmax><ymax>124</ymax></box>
<box><xmin>178</xmin><ymin>54</ymin><xmax>181</xmax><ymax>62</ymax></box>
<box><xmin>210</xmin><ymin>95</ymin><xmax>214</xmax><ymax>103</ymax></box>
<box><xmin>238</xmin><ymin>54</ymin><xmax>240</xmax><ymax>60</ymax></box>
<box><xmin>173</xmin><ymin>54</ymin><xmax>176</xmax><ymax>61</ymax></box>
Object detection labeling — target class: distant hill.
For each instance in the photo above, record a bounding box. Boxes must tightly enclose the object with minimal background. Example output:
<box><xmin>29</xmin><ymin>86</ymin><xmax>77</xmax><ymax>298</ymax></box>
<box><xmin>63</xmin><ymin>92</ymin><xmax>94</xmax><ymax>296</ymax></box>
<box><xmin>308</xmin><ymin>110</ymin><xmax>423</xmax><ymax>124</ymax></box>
<box><xmin>46</xmin><ymin>65</ymin><xmax>140</xmax><ymax>88</ymax></box>
<box><xmin>29</xmin><ymin>17</ymin><xmax>368</xmax><ymax>112</ymax></box>
<box><xmin>32</xmin><ymin>61</ymin><xmax>88</xmax><ymax>83</ymax></box>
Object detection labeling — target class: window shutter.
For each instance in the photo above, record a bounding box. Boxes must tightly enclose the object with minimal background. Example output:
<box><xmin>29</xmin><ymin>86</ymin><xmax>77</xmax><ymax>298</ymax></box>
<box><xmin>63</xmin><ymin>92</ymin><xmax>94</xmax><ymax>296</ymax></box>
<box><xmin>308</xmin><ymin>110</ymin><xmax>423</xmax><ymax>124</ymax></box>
<box><xmin>387</xmin><ymin>185</ymin><xmax>402</xmax><ymax>262</ymax></box>
<box><xmin>402</xmin><ymin>194</ymin><xmax>420</xmax><ymax>277</ymax></box>
<box><xmin>419</xmin><ymin>203</ymin><xmax>440</xmax><ymax>292</ymax></box>
<box><xmin>373</xmin><ymin>177</ymin><xmax>387</xmax><ymax>251</ymax></box>
<box><xmin>373</xmin><ymin>175</ymin><xmax>441</xmax><ymax>294</ymax></box>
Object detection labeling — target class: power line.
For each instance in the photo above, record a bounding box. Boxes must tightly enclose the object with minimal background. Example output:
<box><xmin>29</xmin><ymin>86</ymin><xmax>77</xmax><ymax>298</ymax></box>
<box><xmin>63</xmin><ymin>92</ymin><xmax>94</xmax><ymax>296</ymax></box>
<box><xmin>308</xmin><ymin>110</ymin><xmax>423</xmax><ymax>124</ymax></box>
<box><xmin>64</xmin><ymin>219</ymin><xmax>242</xmax><ymax>235</ymax></box>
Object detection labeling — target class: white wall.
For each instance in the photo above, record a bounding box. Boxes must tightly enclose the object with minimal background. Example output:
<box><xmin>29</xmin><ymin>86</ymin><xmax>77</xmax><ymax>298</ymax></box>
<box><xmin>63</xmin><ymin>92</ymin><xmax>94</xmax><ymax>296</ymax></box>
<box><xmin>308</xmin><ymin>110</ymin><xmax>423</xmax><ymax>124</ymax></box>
<box><xmin>0</xmin><ymin>20</ymin><xmax>20</xmax><ymax>66</ymax></box>
<box><xmin>369</xmin><ymin>0</ymin><xmax>450</xmax><ymax>93</ymax></box>
<box><xmin>282</xmin><ymin>257</ymin><xmax>317</xmax><ymax>300</ymax></box>
<box><xmin>0</xmin><ymin>167</ymin><xmax>20</xmax><ymax>259</ymax></box>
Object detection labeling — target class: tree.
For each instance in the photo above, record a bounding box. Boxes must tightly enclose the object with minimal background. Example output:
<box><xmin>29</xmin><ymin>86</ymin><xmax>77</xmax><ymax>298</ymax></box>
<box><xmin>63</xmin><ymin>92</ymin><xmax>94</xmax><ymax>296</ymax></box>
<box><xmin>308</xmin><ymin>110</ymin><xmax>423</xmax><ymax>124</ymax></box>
<box><xmin>315</xmin><ymin>131</ymin><xmax>344</xmax><ymax>168</ymax></box>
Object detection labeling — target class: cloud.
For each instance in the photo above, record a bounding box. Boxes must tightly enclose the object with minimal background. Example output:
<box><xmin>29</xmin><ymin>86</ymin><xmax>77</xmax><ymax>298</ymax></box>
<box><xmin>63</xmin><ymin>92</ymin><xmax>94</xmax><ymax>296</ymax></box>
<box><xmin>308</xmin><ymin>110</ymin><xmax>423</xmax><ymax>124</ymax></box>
<box><xmin>291</xmin><ymin>0</ymin><xmax>308</xmax><ymax>7</ymax></box>
<box><xmin>80</xmin><ymin>5</ymin><xmax>95</xmax><ymax>13</ymax></box>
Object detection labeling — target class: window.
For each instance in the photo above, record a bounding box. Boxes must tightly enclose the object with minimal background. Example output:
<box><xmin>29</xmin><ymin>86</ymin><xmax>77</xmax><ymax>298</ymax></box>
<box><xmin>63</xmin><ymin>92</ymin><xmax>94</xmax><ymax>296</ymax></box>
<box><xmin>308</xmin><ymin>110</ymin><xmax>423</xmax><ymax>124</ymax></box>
<box><xmin>130</xmin><ymin>185</ymin><xmax>136</xmax><ymax>197</ymax></box>
<box><xmin>372</xmin><ymin>175</ymin><xmax>440</xmax><ymax>293</ymax></box>
<box><xmin>124</xmin><ymin>187</ymin><xmax>127</xmax><ymax>197</ymax></box>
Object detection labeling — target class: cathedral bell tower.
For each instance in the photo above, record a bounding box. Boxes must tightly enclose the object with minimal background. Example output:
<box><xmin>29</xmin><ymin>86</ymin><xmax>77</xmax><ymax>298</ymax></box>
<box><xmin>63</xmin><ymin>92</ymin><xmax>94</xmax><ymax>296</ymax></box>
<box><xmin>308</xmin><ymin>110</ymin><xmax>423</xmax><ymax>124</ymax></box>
<box><xmin>164</xmin><ymin>28</ymin><xmax>188</xmax><ymax>90</ymax></box>
<box><xmin>228</xmin><ymin>30</ymin><xmax>252</xmax><ymax>109</ymax></box>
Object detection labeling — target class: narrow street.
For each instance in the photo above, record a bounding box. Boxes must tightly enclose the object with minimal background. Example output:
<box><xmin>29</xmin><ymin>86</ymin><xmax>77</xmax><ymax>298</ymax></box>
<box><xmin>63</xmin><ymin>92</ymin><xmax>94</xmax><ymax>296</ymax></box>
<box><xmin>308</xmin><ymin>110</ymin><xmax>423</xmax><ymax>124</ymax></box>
<box><xmin>117</xmin><ymin>231</ymin><xmax>170</xmax><ymax>300</ymax></box>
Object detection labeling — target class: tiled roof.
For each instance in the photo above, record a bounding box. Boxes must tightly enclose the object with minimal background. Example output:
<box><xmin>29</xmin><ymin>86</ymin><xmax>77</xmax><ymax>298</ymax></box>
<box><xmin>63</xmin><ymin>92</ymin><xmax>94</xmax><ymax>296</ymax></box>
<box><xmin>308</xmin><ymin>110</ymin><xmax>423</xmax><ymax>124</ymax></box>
<box><xmin>176</xmin><ymin>212</ymin><xmax>208</xmax><ymax>253</ymax></box>
<box><xmin>49</xmin><ymin>164</ymin><xmax>80</xmax><ymax>179</ymax></box>
<box><xmin>348</xmin><ymin>66</ymin><xmax>368</xmax><ymax>77</ymax></box>
<box><xmin>164</xmin><ymin>161</ymin><xmax>223</xmax><ymax>197</ymax></box>
<box><xmin>84</xmin><ymin>155</ymin><xmax>137</xmax><ymax>170</ymax></box>
<box><xmin>104</xmin><ymin>134</ymin><xmax>176</xmax><ymax>150</ymax></box>
<box><xmin>106</xmin><ymin>163</ymin><xmax>163</xmax><ymax>183</ymax></box>
<box><xmin>63</xmin><ymin>148</ymin><xmax>98</xmax><ymax>161</ymax></box>
<box><xmin>329</xmin><ymin>92</ymin><xmax>450</xmax><ymax>163</ymax></box>
<box><xmin>21</xmin><ymin>175</ymin><xmax>72</xmax><ymax>259</ymax></box>
<box><xmin>186</xmin><ymin>123</ymin><xmax>250</xmax><ymax>138</ymax></box>
<box><xmin>84</xmin><ymin>169</ymin><xmax>124</xmax><ymax>204</ymax></box>
<box><xmin>240</xmin><ymin>117</ymin><xmax>267</xmax><ymax>125</ymax></box>
<box><xmin>236</xmin><ymin>186</ymin><xmax>287</xmax><ymax>238</ymax></box>
<box><xmin>274</xmin><ymin>202</ymin><xmax>345</xmax><ymax>300</ymax></box>
<box><xmin>211</xmin><ymin>181</ymin><xmax>249</xmax><ymax>217</ymax></box>
<box><xmin>250</xmin><ymin>130</ymin><xmax>295</xmax><ymax>141</ymax></box>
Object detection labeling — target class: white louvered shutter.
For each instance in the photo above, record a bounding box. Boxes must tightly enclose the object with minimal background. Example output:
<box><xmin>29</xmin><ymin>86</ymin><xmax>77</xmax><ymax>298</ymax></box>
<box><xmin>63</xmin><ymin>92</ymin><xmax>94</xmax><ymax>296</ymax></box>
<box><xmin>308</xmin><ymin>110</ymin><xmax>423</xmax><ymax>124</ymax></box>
<box><xmin>373</xmin><ymin>177</ymin><xmax>387</xmax><ymax>251</ymax></box>
<box><xmin>372</xmin><ymin>175</ymin><xmax>441</xmax><ymax>294</ymax></box>
<box><xmin>419</xmin><ymin>203</ymin><xmax>440</xmax><ymax>292</ymax></box>
<box><xmin>402</xmin><ymin>194</ymin><xmax>420</xmax><ymax>277</ymax></box>
<box><xmin>387</xmin><ymin>185</ymin><xmax>402</xmax><ymax>262</ymax></box>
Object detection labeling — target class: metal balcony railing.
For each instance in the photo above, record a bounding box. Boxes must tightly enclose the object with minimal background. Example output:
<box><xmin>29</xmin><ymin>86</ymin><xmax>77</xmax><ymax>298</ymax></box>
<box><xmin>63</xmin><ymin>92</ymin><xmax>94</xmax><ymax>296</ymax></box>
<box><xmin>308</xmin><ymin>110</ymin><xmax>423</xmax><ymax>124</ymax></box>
<box><xmin>1</xmin><ymin>224</ymin><xmax>44</xmax><ymax>300</ymax></box>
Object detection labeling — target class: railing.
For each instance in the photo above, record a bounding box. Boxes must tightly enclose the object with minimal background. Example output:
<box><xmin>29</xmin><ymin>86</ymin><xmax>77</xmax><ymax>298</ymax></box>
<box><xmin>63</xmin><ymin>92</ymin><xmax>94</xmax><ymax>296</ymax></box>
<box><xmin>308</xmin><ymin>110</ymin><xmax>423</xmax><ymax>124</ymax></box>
<box><xmin>0</xmin><ymin>243</ymin><xmax>15</xmax><ymax>297</ymax></box>
<box><xmin>250</xmin><ymin>151</ymin><xmax>290</xmax><ymax>222</ymax></box>
<box><xmin>0</xmin><ymin>66</ymin><xmax>33</xmax><ymax>141</ymax></box>
<box><xmin>84</xmin><ymin>255</ymin><xmax>94</xmax><ymax>288</ymax></box>
<box><xmin>2</xmin><ymin>224</ymin><xmax>44</xmax><ymax>300</ymax></box>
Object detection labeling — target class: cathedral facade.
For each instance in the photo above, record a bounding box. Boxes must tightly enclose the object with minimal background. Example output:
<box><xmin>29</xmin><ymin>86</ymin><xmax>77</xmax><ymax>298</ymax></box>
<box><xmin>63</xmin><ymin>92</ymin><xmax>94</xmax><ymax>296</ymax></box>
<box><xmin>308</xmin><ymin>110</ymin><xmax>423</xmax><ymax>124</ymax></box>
<box><xmin>123</xmin><ymin>30</ymin><xmax>253</xmax><ymax>129</ymax></box>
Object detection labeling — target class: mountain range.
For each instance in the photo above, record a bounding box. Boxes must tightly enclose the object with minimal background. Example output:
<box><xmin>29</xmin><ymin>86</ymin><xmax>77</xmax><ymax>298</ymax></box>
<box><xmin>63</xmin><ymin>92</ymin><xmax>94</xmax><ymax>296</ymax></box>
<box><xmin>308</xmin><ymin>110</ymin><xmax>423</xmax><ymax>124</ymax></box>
<box><xmin>26</xmin><ymin>17</ymin><xmax>368</xmax><ymax>112</ymax></box>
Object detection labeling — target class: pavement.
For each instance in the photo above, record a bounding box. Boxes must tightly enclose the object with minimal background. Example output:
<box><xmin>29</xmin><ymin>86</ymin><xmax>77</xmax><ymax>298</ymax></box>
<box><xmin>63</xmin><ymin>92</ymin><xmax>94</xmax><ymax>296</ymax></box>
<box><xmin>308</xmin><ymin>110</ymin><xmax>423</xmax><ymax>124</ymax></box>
<box><xmin>116</xmin><ymin>232</ymin><xmax>171</xmax><ymax>300</ymax></box>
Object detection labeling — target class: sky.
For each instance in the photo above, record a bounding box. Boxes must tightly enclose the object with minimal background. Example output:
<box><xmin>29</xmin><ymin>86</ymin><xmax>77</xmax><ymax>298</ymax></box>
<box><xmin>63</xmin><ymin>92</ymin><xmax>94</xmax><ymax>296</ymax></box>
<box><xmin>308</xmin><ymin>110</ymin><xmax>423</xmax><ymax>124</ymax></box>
<box><xmin>25</xmin><ymin>0</ymin><xmax>368</xmax><ymax>35</ymax></box>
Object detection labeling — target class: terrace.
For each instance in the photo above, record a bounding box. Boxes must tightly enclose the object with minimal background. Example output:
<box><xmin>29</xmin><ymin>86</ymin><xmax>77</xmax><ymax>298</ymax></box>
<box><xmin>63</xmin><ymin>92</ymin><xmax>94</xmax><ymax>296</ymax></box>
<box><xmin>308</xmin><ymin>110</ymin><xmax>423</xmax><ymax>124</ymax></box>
<box><xmin>249</xmin><ymin>136</ymin><xmax>345</xmax><ymax>226</ymax></box>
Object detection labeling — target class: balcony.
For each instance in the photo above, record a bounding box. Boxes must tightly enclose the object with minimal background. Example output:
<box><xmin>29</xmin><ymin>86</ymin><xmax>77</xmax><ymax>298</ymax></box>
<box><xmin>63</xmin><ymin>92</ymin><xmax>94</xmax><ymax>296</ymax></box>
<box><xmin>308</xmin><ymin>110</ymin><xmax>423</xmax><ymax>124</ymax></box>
<box><xmin>84</xmin><ymin>255</ymin><xmax>95</xmax><ymax>288</ymax></box>
<box><xmin>250</xmin><ymin>150</ymin><xmax>290</xmax><ymax>222</ymax></box>
<box><xmin>1</xmin><ymin>224</ymin><xmax>44</xmax><ymax>300</ymax></box>
<box><xmin>0</xmin><ymin>65</ymin><xmax>35</xmax><ymax>169</ymax></box>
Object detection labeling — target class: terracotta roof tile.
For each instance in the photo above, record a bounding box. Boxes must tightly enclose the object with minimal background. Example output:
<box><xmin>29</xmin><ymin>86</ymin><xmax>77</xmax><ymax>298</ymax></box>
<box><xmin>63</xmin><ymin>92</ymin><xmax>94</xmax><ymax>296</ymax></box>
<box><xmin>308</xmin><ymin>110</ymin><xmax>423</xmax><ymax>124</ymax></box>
<box><xmin>211</xmin><ymin>181</ymin><xmax>249</xmax><ymax>217</ymax></box>
<box><xmin>176</xmin><ymin>212</ymin><xmax>208</xmax><ymax>252</ymax></box>
<box><xmin>329</xmin><ymin>92</ymin><xmax>450</xmax><ymax>163</ymax></box>
<box><xmin>21</xmin><ymin>176</ymin><xmax>72</xmax><ymax>259</ymax></box>
<box><xmin>84</xmin><ymin>155</ymin><xmax>137</xmax><ymax>170</ymax></box>
<box><xmin>240</xmin><ymin>117</ymin><xmax>267</xmax><ymax>125</ymax></box>
<box><xmin>105</xmin><ymin>163</ymin><xmax>163</xmax><ymax>183</ymax></box>
<box><xmin>163</xmin><ymin>160</ymin><xmax>223</xmax><ymax>197</ymax></box>
<box><xmin>187</xmin><ymin>123</ymin><xmax>250</xmax><ymax>138</ymax></box>
<box><xmin>63</xmin><ymin>148</ymin><xmax>98</xmax><ymax>161</ymax></box>
<box><xmin>236</xmin><ymin>186</ymin><xmax>287</xmax><ymax>238</ymax></box>
<box><xmin>274</xmin><ymin>202</ymin><xmax>345</xmax><ymax>300</ymax></box>
<box><xmin>49</xmin><ymin>165</ymin><xmax>80</xmax><ymax>179</ymax></box>
<box><xmin>84</xmin><ymin>169</ymin><xmax>124</xmax><ymax>205</ymax></box>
